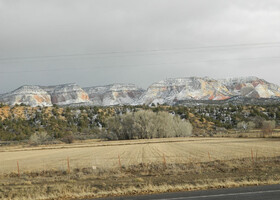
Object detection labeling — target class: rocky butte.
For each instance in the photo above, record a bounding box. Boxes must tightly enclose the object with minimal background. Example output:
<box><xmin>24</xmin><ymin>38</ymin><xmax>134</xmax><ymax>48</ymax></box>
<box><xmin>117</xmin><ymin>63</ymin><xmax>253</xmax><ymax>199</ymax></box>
<box><xmin>138</xmin><ymin>77</ymin><xmax>232</xmax><ymax>105</ymax></box>
<box><xmin>0</xmin><ymin>85</ymin><xmax>52</xmax><ymax>107</ymax></box>
<box><xmin>0</xmin><ymin>76</ymin><xmax>280</xmax><ymax>107</ymax></box>
<box><xmin>83</xmin><ymin>83</ymin><xmax>145</xmax><ymax>106</ymax></box>
<box><xmin>41</xmin><ymin>83</ymin><xmax>90</xmax><ymax>106</ymax></box>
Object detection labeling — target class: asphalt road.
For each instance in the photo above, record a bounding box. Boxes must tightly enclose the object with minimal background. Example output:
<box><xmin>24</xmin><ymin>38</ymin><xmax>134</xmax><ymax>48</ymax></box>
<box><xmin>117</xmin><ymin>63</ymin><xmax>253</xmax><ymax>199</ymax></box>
<box><xmin>90</xmin><ymin>184</ymin><xmax>280</xmax><ymax>200</ymax></box>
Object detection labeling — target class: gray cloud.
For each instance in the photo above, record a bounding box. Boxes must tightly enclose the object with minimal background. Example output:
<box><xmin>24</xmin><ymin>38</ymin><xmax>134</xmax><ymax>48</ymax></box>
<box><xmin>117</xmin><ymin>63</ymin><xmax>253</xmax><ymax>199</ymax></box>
<box><xmin>0</xmin><ymin>0</ymin><xmax>280</xmax><ymax>93</ymax></box>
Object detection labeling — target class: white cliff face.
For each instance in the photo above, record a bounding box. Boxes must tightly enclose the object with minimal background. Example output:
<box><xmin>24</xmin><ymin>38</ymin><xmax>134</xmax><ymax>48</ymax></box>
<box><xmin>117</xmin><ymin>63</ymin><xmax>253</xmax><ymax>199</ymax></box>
<box><xmin>42</xmin><ymin>83</ymin><xmax>90</xmax><ymax>105</ymax></box>
<box><xmin>220</xmin><ymin>76</ymin><xmax>280</xmax><ymax>98</ymax></box>
<box><xmin>83</xmin><ymin>83</ymin><xmax>145</xmax><ymax>106</ymax></box>
<box><xmin>139</xmin><ymin>77</ymin><xmax>232</xmax><ymax>105</ymax></box>
<box><xmin>0</xmin><ymin>84</ymin><xmax>90</xmax><ymax>107</ymax></box>
<box><xmin>0</xmin><ymin>77</ymin><xmax>279</xmax><ymax>107</ymax></box>
<box><xmin>0</xmin><ymin>85</ymin><xmax>52</xmax><ymax>107</ymax></box>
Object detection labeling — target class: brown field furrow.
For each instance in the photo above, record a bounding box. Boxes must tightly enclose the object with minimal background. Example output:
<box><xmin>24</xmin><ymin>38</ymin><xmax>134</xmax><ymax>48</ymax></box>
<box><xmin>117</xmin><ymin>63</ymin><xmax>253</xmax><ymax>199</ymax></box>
<box><xmin>148</xmin><ymin>144</ymin><xmax>162</xmax><ymax>162</ymax></box>
<box><xmin>136</xmin><ymin>145</ymin><xmax>143</xmax><ymax>164</ymax></box>
<box><xmin>1</xmin><ymin>138</ymin><xmax>280</xmax><ymax>174</ymax></box>
<box><xmin>123</xmin><ymin>145</ymin><xmax>138</xmax><ymax>166</ymax></box>
<box><xmin>149</xmin><ymin>144</ymin><xmax>163</xmax><ymax>158</ymax></box>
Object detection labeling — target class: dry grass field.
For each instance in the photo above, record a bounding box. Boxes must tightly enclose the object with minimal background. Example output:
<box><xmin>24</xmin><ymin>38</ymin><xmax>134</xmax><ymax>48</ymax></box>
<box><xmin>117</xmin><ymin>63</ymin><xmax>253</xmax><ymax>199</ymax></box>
<box><xmin>1</xmin><ymin>137</ymin><xmax>280</xmax><ymax>174</ymax></box>
<box><xmin>1</xmin><ymin>137</ymin><xmax>280</xmax><ymax>200</ymax></box>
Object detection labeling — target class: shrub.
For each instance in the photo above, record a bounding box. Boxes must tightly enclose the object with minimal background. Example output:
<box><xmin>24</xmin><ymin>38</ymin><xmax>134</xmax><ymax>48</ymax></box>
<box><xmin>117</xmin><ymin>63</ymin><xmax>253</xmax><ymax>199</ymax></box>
<box><xmin>61</xmin><ymin>135</ymin><xmax>74</xmax><ymax>144</ymax></box>
<box><xmin>262</xmin><ymin>120</ymin><xmax>276</xmax><ymax>137</ymax></box>
<box><xmin>237</xmin><ymin>121</ymin><xmax>255</xmax><ymax>132</ymax></box>
<box><xmin>29</xmin><ymin>132</ymin><xmax>51</xmax><ymax>145</ymax></box>
<box><xmin>99</xmin><ymin>131</ymin><xmax>118</xmax><ymax>140</ymax></box>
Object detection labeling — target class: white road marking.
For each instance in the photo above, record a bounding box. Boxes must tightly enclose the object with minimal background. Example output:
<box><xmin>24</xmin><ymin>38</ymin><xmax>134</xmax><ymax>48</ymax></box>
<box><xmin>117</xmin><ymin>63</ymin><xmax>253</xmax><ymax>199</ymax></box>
<box><xmin>152</xmin><ymin>189</ymin><xmax>280</xmax><ymax>200</ymax></box>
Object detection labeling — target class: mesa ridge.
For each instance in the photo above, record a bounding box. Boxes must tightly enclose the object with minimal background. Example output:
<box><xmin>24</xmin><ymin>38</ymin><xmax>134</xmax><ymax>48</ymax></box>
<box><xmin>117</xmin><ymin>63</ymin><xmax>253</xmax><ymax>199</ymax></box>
<box><xmin>0</xmin><ymin>76</ymin><xmax>279</xmax><ymax>107</ymax></box>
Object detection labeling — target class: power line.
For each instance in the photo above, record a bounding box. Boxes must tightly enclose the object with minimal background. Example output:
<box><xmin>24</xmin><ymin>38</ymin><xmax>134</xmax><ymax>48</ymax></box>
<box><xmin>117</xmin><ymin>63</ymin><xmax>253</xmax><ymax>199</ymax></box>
<box><xmin>1</xmin><ymin>41</ymin><xmax>280</xmax><ymax>62</ymax></box>
<box><xmin>0</xmin><ymin>55</ymin><xmax>280</xmax><ymax>74</ymax></box>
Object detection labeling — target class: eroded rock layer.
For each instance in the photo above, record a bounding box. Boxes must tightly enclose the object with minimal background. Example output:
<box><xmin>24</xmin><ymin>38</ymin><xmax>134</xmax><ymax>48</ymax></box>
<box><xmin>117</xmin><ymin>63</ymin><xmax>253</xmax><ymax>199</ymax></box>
<box><xmin>0</xmin><ymin>77</ymin><xmax>280</xmax><ymax>106</ymax></box>
<box><xmin>83</xmin><ymin>83</ymin><xmax>145</xmax><ymax>106</ymax></box>
<box><xmin>0</xmin><ymin>86</ymin><xmax>52</xmax><ymax>107</ymax></box>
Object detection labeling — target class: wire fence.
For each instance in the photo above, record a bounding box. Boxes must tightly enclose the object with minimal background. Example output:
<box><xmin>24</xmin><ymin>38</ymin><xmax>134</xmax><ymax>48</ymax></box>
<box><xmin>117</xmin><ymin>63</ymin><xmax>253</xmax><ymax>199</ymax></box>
<box><xmin>1</xmin><ymin>150</ymin><xmax>279</xmax><ymax>176</ymax></box>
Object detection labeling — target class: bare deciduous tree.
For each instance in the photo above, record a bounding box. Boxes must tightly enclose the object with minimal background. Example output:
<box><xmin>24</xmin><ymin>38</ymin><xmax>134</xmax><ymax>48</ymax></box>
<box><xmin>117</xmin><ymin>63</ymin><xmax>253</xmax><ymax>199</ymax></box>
<box><xmin>105</xmin><ymin>110</ymin><xmax>193</xmax><ymax>140</ymax></box>
<box><xmin>237</xmin><ymin>121</ymin><xmax>255</xmax><ymax>132</ymax></box>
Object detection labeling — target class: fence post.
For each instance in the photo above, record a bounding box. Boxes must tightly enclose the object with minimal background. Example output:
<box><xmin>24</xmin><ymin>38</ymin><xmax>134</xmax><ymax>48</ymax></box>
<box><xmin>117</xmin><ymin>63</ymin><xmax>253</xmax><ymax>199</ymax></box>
<box><xmin>142</xmin><ymin>150</ymin><xmax>145</xmax><ymax>166</ymax></box>
<box><xmin>17</xmin><ymin>161</ymin><xmax>20</xmax><ymax>178</ymax></box>
<box><xmin>67</xmin><ymin>157</ymin><xmax>70</xmax><ymax>173</ymax></box>
<box><xmin>208</xmin><ymin>152</ymin><xmax>211</xmax><ymax>161</ymax></box>
<box><xmin>118</xmin><ymin>155</ymin><xmax>122</xmax><ymax>170</ymax></box>
<box><xmin>251</xmin><ymin>149</ymin><xmax>254</xmax><ymax>164</ymax></box>
<box><xmin>163</xmin><ymin>153</ymin><xmax>166</xmax><ymax>168</ymax></box>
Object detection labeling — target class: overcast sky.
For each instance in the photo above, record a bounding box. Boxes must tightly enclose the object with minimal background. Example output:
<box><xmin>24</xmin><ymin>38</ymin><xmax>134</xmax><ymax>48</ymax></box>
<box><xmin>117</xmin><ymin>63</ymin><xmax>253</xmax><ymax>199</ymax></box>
<box><xmin>1</xmin><ymin>0</ymin><xmax>280</xmax><ymax>93</ymax></box>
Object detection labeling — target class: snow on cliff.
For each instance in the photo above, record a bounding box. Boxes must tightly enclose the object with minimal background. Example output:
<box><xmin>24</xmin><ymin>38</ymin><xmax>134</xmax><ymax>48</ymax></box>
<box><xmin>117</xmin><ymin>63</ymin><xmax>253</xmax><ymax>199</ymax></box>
<box><xmin>0</xmin><ymin>77</ymin><xmax>279</xmax><ymax>106</ymax></box>
<box><xmin>83</xmin><ymin>83</ymin><xmax>145</xmax><ymax>106</ymax></box>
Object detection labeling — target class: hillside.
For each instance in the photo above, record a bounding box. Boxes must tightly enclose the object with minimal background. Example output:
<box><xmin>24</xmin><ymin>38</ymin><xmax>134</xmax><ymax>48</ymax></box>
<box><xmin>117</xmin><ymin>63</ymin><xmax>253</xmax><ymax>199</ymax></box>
<box><xmin>0</xmin><ymin>103</ymin><xmax>280</xmax><ymax>141</ymax></box>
